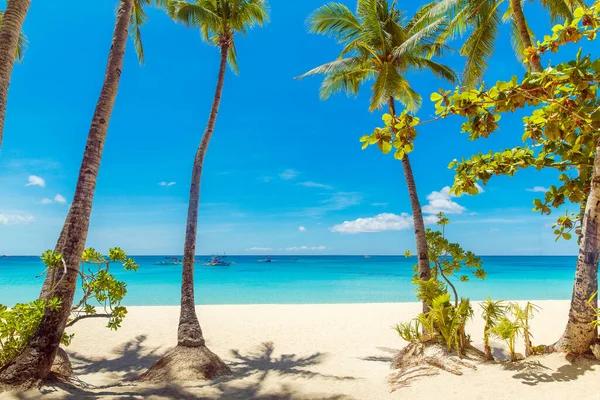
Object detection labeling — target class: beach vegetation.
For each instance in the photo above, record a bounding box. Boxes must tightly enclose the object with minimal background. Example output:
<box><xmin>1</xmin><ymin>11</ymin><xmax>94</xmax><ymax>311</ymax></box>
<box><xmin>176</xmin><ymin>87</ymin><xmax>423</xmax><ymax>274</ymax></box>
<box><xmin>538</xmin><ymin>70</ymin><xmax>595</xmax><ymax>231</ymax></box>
<box><xmin>0</xmin><ymin>0</ymin><xmax>153</xmax><ymax>388</ymax></box>
<box><xmin>141</xmin><ymin>0</ymin><xmax>269</xmax><ymax>383</ymax></box>
<box><xmin>511</xmin><ymin>302</ymin><xmax>540</xmax><ymax>357</ymax></box>
<box><xmin>0</xmin><ymin>248</ymin><xmax>138</xmax><ymax>371</ymax></box>
<box><xmin>438</xmin><ymin>2</ymin><xmax>600</xmax><ymax>355</ymax></box>
<box><xmin>491</xmin><ymin>317</ymin><xmax>522</xmax><ymax>361</ymax></box>
<box><xmin>480</xmin><ymin>297</ymin><xmax>507</xmax><ymax>360</ymax></box>
<box><xmin>379</xmin><ymin>0</ymin><xmax>600</xmax><ymax>356</ymax></box>
<box><xmin>424</xmin><ymin>0</ymin><xmax>583</xmax><ymax>87</ymax></box>
<box><xmin>301</xmin><ymin>0</ymin><xmax>458</xmax><ymax>313</ymax></box>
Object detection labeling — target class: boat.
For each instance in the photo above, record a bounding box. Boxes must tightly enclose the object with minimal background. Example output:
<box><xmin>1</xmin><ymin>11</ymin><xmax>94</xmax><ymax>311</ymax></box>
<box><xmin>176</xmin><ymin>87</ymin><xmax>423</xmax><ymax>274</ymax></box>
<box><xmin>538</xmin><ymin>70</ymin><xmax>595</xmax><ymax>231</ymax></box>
<box><xmin>257</xmin><ymin>256</ymin><xmax>278</xmax><ymax>263</ymax></box>
<box><xmin>203</xmin><ymin>255</ymin><xmax>231</xmax><ymax>267</ymax></box>
<box><xmin>364</xmin><ymin>255</ymin><xmax>372</xmax><ymax>259</ymax></box>
<box><xmin>155</xmin><ymin>257</ymin><xmax>182</xmax><ymax>265</ymax></box>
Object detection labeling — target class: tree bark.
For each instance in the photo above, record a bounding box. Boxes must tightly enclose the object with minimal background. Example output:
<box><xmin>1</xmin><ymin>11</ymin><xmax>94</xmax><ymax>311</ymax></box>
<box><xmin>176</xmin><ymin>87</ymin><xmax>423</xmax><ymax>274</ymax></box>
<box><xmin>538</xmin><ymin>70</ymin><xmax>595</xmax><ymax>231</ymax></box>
<box><xmin>555</xmin><ymin>142</ymin><xmax>600</xmax><ymax>354</ymax></box>
<box><xmin>178</xmin><ymin>43</ymin><xmax>229</xmax><ymax>347</ymax></box>
<box><xmin>509</xmin><ymin>0</ymin><xmax>543</xmax><ymax>73</ymax></box>
<box><xmin>0</xmin><ymin>0</ymin><xmax>30</xmax><ymax>148</ymax></box>
<box><xmin>0</xmin><ymin>0</ymin><xmax>133</xmax><ymax>387</ymax></box>
<box><xmin>40</xmin><ymin>209</ymin><xmax>72</xmax><ymax>301</ymax></box>
<box><xmin>387</xmin><ymin>97</ymin><xmax>431</xmax><ymax>313</ymax></box>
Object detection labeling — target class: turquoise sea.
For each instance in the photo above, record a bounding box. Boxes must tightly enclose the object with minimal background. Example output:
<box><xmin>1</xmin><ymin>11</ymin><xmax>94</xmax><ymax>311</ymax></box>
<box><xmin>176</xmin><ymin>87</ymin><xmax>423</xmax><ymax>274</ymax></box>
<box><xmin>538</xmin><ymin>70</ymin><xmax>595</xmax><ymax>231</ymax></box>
<box><xmin>0</xmin><ymin>255</ymin><xmax>576</xmax><ymax>306</ymax></box>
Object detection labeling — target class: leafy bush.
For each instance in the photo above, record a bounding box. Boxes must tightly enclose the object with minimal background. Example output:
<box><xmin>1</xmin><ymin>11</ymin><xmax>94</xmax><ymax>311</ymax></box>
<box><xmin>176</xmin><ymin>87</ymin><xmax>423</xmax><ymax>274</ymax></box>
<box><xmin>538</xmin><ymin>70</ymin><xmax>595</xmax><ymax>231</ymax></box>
<box><xmin>0</xmin><ymin>298</ymin><xmax>70</xmax><ymax>367</ymax></box>
<box><xmin>0</xmin><ymin>247</ymin><xmax>138</xmax><ymax>367</ymax></box>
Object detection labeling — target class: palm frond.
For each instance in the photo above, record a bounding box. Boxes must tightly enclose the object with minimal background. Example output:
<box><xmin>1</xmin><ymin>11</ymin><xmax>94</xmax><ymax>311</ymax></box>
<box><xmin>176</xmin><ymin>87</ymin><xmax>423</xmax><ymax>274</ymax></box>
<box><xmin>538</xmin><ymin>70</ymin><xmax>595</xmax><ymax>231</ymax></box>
<box><xmin>460</xmin><ymin>6</ymin><xmax>500</xmax><ymax>88</ymax></box>
<box><xmin>307</xmin><ymin>3</ymin><xmax>361</xmax><ymax>42</ymax></box>
<box><xmin>130</xmin><ymin>0</ymin><xmax>149</xmax><ymax>64</ymax></box>
<box><xmin>412</xmin><ymin>57</ymin><xmax>457</xmax><ymax>83</ymax></box>
<box><xmin>538</xmin><ymin>0</ymin><xmax>575</xmax><ymax>22</ymax></box>
<box><xmin>319</xmin><ymin>68</ymin><xmax>373</xmax><ymax>100</ymax></box>
<box><xmin>392</xmin><ymin>17</ymin><xmax>445</xmax><ymax>59</ymax></box>
<box><xmin>297</xmin><ymin>56</ymin><xmax>372</xmax><ymax>79</ymax></box>
<box><xmin>227</xmin><ymin>40</ymin><xmax>239</xmax><ymax>73</ymax></box>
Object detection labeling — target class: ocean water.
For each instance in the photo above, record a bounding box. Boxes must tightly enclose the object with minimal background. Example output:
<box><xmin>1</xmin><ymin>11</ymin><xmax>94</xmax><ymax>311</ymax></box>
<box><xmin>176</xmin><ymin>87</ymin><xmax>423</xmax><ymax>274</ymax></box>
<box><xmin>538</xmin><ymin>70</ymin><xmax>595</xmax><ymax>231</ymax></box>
<box><xmin>0</xmin><ymin>255</ymin><xmax>577</xmax><ymax>306</ymax></box>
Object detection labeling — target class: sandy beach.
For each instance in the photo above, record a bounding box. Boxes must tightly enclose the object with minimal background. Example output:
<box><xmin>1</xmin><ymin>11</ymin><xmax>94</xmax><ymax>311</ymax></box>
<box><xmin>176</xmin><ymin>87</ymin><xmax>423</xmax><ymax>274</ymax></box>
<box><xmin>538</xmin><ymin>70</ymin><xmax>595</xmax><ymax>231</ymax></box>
<box><xmin>2</xmin><ymin>301</ymin><xmax>599</xmax><ymax>399</ymax></box>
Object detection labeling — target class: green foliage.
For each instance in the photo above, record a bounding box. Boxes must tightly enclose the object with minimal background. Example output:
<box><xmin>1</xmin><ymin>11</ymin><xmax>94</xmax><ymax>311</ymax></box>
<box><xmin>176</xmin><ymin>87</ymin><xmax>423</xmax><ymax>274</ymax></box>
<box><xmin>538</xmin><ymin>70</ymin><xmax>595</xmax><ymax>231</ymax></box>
<box><xmin>422</xmin><ymin>2</ymin><xmax>600</xmax><ymax>241</ymax></box>
<box><xmin>588</xmin><ymin>291</ymin><xmax>600</xmax><ymax>328</ymax></box>
<box><xmin>395</xmin><ymin>319</ymin><xmax>422</xmax><ymax>343</ymax></box>
<box><xmin>360</xmin><ymin>112</ymin><xmax>418</xmax><ymax>159</ymax></box>
<box><xmin>421</xmin><ymin>213</ymin><xmax>486</xmax><ymax>306</ymax></box>
<box><xmin>300</xmin><ymin>0</ymin><xmax>456</xmax><ymax>111</ymax></box>
<box><xmin>424</xmin><ymin>0</ymin><xmax>582</xmax><ymax>87</ymax></box>
<box><xmin>491</xmin><ymin>317</ymin><xmax>521</xmax><ymax>361</ymax></box>
<box><xmin>0</xmin><ymin>247</ymin><xmax>139</xmax><ymax>367</ymax></box>
<box><xmin>70</xmin><ymin>247</ymin><xmax>139</xmax><ymax>330</ymax></box>
<box><xmin>170</xmin><ymin>0</ymin><xmax>269</xmax><ymax>73</ymax></box>
<box><xmin>0</xmin><ymin>299</ymin><xmax>71</xmax><ymax>367</ymax></box>
<box><xmin>487</xmin><ymin>301</ymin><xmax>540</xmax><ymax>361</ymax></box>
<box><xmin>396</xmin><ymin>278</ymin><xmax>473</xmax><ymax>356</ymax></box>
<box><xmin>480</xmin><ymin>297</ymin><xmax>507</xmax><ymax>359</ymax></box>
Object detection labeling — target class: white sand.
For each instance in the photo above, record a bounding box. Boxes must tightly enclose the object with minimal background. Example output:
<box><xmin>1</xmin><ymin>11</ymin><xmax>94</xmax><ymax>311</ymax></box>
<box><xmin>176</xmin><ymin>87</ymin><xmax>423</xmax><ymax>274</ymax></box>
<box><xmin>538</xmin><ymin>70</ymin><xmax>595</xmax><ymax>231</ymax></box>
<box><xmin>2</xmin><ymin>301</ymin><xmax>599</xmax><ymax>399</ymax></box>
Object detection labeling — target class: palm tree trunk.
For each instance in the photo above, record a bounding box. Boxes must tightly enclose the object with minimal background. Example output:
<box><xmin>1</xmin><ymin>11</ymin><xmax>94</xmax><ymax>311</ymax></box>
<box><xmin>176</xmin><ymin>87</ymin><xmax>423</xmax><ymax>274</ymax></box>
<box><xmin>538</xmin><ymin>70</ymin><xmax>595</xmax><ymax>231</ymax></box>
<box><xmin>140</xmin><ymin>42</ymin><xmax>231</xmax><ymax>383</ymax></box>
<box><xmin>509</xmin><ymin>0</ymin><xmax>543</xmax><ymax>73</ymax></box>
<box><xmin>40</xmin><ymin>209</ymin><xmax>72</xmax><ymax>301</ymax></box>
<box><xmin>0</xmin><ymin>0</ymin><xmax>133</xmax><ymax>387</ymax></box>
<box><xmin>388</xmin><ymin>97</ymin><xmax>431</xmax><ymax>313</ymax></box>
<box><xmin>178</xmin><ymin>44</ymin><xmax>229</xmax><ymax>347</ymax></box>
<box><xmin>0</xmin><ymin>0</ymin><xmax>31</xmax><ymax>148</ymax></box>
<box><xmin>555</xmin><ymin>142</ymin><xmax>600</xmax><ymax>354</ymax></box>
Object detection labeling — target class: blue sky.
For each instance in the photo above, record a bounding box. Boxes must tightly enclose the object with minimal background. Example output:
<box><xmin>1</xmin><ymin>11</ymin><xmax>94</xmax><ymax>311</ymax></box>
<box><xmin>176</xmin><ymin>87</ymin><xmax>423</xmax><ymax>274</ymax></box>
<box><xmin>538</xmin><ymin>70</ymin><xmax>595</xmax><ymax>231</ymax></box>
<box><xmin>0</xmin><ymin>0</ymin><xmax>590</xmax><ymax>255</ymax></box>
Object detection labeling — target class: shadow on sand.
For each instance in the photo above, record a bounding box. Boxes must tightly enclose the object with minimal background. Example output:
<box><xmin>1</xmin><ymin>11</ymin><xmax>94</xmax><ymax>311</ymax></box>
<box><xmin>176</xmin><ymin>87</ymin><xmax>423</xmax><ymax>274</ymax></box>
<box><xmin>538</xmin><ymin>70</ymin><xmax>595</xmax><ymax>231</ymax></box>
<box><xmin>502</xmin><ymin>357</ymin><xmax>599</xmax><ymax>386</ymax></box>
<box><xmin>28</xmin><ymin>339</ymin><xmax>356</xmax><ymax>399</ymax></box>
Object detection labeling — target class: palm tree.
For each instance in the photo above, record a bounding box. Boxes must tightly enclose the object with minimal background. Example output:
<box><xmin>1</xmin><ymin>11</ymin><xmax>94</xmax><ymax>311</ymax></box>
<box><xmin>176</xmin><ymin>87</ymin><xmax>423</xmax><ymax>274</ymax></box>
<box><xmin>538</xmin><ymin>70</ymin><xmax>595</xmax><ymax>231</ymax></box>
<box><xmin>0</xmin><ymin>0</ymin><xmax>31</xmax><ymax>148</ymax></box>
<box><xmin>0</xmin><ymin>0</ymin><xmax>149</xmax><ymax>387</ymax></box>
<box><xmin>300</xmin><ymin>0</ymin><xmax>457</xmax><ymax>311</ymax></box>
<box><xmin>0</xmin><ymin>10</ymin><xmax>27</xmax><ymax>63</ymax></box>
<box><xmin>428</xmin><ymin>0</ymin><xmax>584</xmax><ymax>87</ymax></box>
<box><xmin>141</xmin><ymin>0</ymin><xmax>269</xmax><ymax>382</ymax></box>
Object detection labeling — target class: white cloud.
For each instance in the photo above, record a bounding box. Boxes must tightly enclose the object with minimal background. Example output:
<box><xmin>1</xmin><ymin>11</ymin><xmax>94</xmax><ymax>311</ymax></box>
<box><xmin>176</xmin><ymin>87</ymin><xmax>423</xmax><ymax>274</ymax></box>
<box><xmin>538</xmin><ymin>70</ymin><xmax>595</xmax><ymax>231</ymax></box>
<box><xmin>298</xmin><ymin>181</ymin><xmax>333</xmax><ymax>190</ymax></box>
<box><xmin>158</xmin><ymin>181</ymin><xmax>176</xmax><ymax>187</ymax></box>
<box><xmin>298</xmin><ymin>226</ymin><xmax>307</xmax><ymax>232</ymax></box>
<box><xmin>25</xmin><ymin>175</ymin><xmax>45</xmax><ymax>187</ymax></box>
<box><xmin>41</xmin><ymin>194</ymin><xmax>67</xmax><ymax>205</ymax></box>
<box><xmin>330</xmin><ymin>213</ymin><xmax>413</xmax><ymax>234</ymax></box>
<box><xmin>246</xmin><ymin>247</ymin><xmax>273</xmax><ymax>251</ymax></box>
<box><xmin>0</xmin><ymin>213</ymin><xmax>34</xmax><ymax>225</ymax></box>
<box><xmin>284</xmin><ymin>245</ymin><xmax>326</xmax><ymax>251</ymax></box>
<box><xmin>279</xmin><ymin>169</ymin><xmax>298</xmax><ymax>180</ymax></box>
<box><xmin>424</xmin><ymin>215</ymin><xmax>438</xmax><ymax>225</ymax></box>
<box><xmin>54</xmin><ymin>194</ymin><xmax>67</xmax><ymax>204</ymax></box>
<box><xmin>371</xmin><ymin>202</ymin><xmax>388</xmax><ymax>207</ymax></box>
<box><xmin>422</xmin><ymin>186</ymin><xmax>466</xmax><ymax>215</ymax></box>
<box><xmin>526</xmin><ymin>186</ymin><xmax>549</xmax><ymax>193</ymax></box>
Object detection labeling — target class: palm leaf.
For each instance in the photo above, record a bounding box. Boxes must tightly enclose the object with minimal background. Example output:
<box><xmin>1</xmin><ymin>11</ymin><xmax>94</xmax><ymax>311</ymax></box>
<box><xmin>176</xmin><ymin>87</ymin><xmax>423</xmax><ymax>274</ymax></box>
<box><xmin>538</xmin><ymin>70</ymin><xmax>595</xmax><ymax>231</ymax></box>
<box><xmin>319</xmin><ymin>68</ymin><xmax>373</xmax><ymax>100</ymax></box>
<box><xmin>307</xmin><ymin>3</ymin><xmax>361</xmax><ymax>42</ymax></box>
<box><xmin>460</xmin><ymin>5</ymin><xmax>501</xmax><ymax>88</ymax></box>
<box><xmin>130</xmin><ymin>0</ymin><xmax>149</xmax><ymax>64</ymax></box>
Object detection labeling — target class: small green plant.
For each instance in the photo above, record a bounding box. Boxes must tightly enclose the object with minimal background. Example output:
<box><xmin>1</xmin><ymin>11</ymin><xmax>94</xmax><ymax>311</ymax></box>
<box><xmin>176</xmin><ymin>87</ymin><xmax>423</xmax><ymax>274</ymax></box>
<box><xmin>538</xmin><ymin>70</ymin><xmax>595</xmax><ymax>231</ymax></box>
<box><xmin>0</xmin><ymin>298</ymin><xmax>69</xmax><ymax>367</ymax></box>
<box><xmin>0</xmin><ymin>247</ymin><xmax>138</xmax><ymax>367</ymax></box>
<box><xmin>423</xmin><ymin>213</ymin><xmax>486</xmax><ymax>307</ymax></box>
<box><xmin>480</xmin><ymin>297</ymin><xmax>507</xmax><ymax>360</ymax></box>
<box><xmin>491</xmin><ymin>318</ymin><xmax>521</xmax><ymax>361</ymax></box>
<box><xmin>396</xmin><ymin>279</ymin><xmax>474</xmax><ymax>357</ymax></box>
<box><xmin>395</xmin><ymin>320</ymin><xmax>422</xmax><ymax>343</ymax></box>
<box><xmin>512</xmin><ymin>302</ymin><xmax>540</xmax><ymax>357</ymax></box>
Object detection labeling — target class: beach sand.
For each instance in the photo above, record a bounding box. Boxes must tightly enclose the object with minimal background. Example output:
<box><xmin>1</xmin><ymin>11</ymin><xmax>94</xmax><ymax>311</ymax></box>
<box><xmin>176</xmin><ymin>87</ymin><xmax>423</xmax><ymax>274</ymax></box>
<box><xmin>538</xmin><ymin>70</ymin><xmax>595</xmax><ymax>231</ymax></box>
<box><xmin>2</xmin><ymin>301</ymin><xmax>599</xmax><ymax>399</ymax></box>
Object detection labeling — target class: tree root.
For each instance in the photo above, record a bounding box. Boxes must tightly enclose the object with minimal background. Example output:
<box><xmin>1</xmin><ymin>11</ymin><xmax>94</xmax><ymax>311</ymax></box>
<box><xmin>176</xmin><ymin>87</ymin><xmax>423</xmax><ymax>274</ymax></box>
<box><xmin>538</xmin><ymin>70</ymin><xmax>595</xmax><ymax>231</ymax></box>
<box><xmin>139</xmin><ymin>344</ymin><xmax>231</xmax><ymax>382</ymax></box>
<box><xmin>390</xmin><ymin>341</ymin><xmax>485</xmax><ymax>390</ymax></box>
<box><xmin>50</xmin><ymin>347</ymin><xmax>72</xmax><ymax>377</ymax></box>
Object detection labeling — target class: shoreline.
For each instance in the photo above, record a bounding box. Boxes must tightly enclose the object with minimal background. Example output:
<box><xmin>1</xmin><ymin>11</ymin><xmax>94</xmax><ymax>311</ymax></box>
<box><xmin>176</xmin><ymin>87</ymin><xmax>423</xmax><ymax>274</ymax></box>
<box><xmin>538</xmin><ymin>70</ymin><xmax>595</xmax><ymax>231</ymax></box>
<box><xmin>4</xmin><ymin>300</ymin><xmax>599</xmax><ymax>399</ymax></box>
